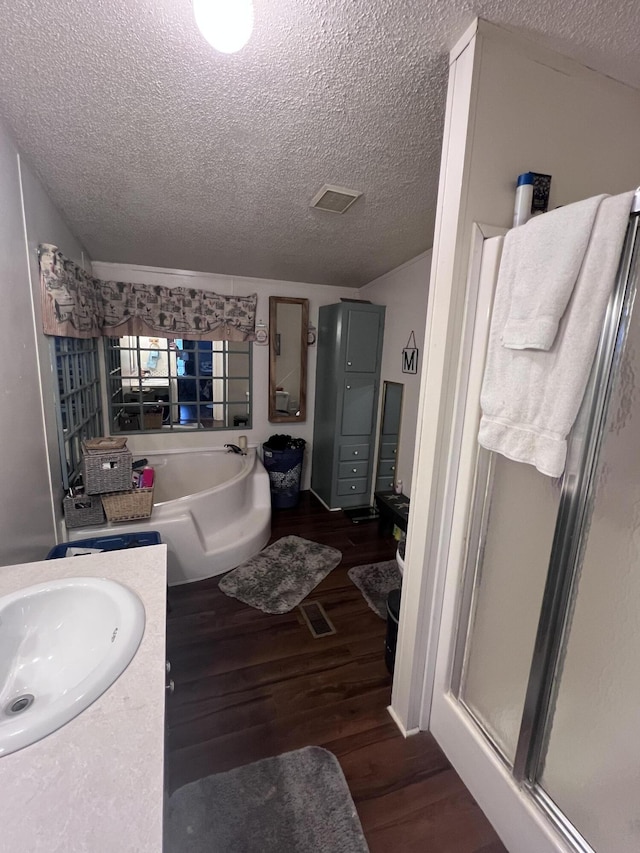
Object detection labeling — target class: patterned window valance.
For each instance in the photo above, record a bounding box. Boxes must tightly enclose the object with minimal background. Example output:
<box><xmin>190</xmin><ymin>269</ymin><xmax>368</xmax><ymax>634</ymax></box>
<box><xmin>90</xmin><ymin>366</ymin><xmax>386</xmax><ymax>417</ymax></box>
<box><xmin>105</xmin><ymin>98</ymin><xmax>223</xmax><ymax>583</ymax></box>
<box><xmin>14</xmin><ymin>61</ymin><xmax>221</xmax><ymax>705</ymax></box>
<box><xmin>39</xmin><ymin>244</ymin><xmax>257</xmax><ymax>342</ymax></box>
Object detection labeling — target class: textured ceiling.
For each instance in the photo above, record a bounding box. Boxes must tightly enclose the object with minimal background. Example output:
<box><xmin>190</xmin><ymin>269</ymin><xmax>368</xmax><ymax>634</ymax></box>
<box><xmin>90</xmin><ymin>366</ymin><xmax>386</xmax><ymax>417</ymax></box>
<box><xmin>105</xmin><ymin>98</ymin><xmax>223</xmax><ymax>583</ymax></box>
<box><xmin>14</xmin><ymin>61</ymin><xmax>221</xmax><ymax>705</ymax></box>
<box><xmin>0</xmin><ymin>0</ymin><xmax>639</xmax><ymax>287</ymax></box>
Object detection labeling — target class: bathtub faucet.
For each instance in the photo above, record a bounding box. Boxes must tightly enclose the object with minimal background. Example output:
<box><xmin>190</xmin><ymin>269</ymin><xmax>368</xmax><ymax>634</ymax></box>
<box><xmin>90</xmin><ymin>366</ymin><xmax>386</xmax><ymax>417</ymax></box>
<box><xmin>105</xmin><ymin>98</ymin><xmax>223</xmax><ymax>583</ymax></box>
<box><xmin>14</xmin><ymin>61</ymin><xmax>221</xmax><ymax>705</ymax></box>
<box><xmin>225</xmin><ymin>443</ymin><xmax>246</xmax><ymax>455</ymax></box>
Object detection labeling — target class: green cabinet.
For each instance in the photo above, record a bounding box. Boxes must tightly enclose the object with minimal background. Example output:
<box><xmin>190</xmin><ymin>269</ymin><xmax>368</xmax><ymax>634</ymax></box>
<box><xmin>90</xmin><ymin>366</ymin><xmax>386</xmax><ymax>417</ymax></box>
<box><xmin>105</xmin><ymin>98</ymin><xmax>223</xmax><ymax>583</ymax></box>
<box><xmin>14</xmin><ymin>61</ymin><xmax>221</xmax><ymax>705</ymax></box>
<box><xmin>311</xmin><ymin>302</ymin><xmax>385</xmax><ymax>509</ymax></box>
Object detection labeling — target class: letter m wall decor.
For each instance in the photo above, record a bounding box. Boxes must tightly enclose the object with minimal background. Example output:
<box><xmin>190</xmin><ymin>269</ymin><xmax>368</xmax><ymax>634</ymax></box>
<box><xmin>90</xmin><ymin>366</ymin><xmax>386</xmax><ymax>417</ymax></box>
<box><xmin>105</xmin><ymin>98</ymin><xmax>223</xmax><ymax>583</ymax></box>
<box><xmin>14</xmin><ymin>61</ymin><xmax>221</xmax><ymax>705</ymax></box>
<box><xmin>402</xmin><ymin>331</ymin><xmax>419</xmax><ymax>374</ymax></box>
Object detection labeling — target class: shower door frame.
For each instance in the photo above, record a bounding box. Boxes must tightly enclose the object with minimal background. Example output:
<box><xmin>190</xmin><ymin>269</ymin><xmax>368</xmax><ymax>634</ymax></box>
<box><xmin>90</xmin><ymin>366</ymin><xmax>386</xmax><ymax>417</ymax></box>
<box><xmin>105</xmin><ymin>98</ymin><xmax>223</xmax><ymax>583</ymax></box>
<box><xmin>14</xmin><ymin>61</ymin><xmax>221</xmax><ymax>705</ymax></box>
<box><xmin>428</xmin><ymin>206</ymin><xmax>640</xmax><ymax>853</ymax></box>
<box><xmin>426</xmin><ymin>224</ymin><xmax>572</xmax><ymax>853</ymax></box>
<box><xmin>511</xmin><ymin>206</ymin><xmax>640</xmax><ymax>843</ymax></box>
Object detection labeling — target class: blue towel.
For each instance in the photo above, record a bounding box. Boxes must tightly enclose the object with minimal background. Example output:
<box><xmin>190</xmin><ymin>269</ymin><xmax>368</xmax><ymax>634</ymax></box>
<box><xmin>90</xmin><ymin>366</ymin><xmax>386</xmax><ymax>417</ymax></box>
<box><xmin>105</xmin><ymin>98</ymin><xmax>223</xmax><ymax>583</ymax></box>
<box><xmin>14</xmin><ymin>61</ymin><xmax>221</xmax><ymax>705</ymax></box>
<box><xmin>146</xmin><ymin>347</ymin><xmax>159</xmax><ymax>369</ymax></box>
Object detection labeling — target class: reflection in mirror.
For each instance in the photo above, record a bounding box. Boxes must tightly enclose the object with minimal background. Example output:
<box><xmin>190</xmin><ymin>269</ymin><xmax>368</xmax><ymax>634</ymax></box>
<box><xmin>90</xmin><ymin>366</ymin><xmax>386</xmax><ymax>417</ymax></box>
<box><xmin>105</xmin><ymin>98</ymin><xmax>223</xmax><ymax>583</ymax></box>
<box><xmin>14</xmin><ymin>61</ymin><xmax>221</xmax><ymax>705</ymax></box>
<box><xmin>269</xmin><ymin>296</ymin><xmax>309</xmax><ymax>423</ymax></box>
<box><xmin>374</xmin><ymin>381</ymin><xmax>403</xmax><ymax>493</ymax></box>
<box><xmin>105</xmin><ymin>335</ymin><xmax>251</xmax><ymax>432</ymax></box>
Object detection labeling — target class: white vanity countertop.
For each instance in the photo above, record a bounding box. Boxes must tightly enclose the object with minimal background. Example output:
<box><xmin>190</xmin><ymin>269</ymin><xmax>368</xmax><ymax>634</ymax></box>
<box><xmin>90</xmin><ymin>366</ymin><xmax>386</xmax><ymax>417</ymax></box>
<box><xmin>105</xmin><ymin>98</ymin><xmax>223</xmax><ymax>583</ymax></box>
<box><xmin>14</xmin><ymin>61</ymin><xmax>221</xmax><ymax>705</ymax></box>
<box><xmin>0</xmin><ymin>544</ymin><xmax>167</xmax><ymax>852</ymax></box>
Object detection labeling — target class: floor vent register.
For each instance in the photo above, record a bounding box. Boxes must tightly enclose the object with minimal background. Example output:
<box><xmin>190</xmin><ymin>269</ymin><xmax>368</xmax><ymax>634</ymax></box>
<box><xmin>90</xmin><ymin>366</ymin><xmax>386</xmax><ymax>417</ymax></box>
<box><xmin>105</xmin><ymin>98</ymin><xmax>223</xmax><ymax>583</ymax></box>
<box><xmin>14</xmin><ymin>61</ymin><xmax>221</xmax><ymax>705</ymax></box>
<box><xmin>298</xmin><ymin>601</ymin><xmax>337</xmax><ymax>638</ymax></box>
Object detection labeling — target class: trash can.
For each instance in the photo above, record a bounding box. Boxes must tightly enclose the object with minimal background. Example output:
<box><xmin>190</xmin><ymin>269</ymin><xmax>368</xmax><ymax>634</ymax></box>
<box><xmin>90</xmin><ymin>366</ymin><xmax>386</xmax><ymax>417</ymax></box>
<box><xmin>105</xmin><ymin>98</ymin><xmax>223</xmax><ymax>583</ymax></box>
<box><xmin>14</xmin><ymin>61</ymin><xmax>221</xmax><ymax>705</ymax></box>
<box><xmin>262</xmin><ymin>435</ymin><xmax>306</xmax><ymax>509</ymax></box>
<box><xmin>46</xmin><ymin>531</ymin><xmax>162</xmax><ymax>559</ymax></box>
<box><xmin>385</xmin><ymin>588</ymin><xmax>402</xmax><ymax>674</ymax></box>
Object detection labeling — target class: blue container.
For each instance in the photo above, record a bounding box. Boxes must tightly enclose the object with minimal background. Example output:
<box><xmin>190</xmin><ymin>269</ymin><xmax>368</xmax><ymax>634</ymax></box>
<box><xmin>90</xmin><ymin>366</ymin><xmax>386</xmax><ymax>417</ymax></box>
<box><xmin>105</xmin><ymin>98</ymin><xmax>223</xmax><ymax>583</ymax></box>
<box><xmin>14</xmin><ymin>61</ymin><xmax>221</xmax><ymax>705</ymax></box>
<box><xmin>262</xmin><ymin>445</ymin><xmax>305</xmax><ymax>509</ymax></box>
<box><xmin>46</xmin><ymin>531</ymin><xmax>161</xmax><ymax>560</ymax></box>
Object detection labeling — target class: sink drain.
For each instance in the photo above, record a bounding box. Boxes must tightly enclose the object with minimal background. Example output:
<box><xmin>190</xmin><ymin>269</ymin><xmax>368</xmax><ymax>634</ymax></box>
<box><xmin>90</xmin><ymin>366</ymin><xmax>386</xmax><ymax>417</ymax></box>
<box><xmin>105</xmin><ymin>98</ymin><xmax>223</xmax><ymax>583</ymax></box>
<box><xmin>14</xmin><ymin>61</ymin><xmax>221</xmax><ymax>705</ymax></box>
<box><xmin>5</xmin><ymin>694</ymin><xmax>34</xmax><ymax>715</ymax></box>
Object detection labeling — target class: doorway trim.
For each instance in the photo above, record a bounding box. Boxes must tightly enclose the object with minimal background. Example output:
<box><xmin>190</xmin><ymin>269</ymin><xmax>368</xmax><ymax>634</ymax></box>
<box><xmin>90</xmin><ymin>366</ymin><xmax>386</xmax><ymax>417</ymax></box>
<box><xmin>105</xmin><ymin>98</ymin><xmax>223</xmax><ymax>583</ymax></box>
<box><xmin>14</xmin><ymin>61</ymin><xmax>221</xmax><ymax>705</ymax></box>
<box><xmin>390</xmin><ymin>221</ymin><xmax>505</xmax><ymax>734</ymax></box>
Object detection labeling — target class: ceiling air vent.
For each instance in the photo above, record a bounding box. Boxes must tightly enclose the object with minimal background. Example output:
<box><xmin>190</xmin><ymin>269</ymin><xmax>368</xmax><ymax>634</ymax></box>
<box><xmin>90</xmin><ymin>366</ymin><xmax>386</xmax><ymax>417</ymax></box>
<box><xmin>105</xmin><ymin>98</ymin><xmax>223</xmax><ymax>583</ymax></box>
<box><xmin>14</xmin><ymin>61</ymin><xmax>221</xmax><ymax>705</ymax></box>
<box><xmin>310</xmin><ymin>184</ymin><xmax>362</xmax><ymax>214</ymax></box>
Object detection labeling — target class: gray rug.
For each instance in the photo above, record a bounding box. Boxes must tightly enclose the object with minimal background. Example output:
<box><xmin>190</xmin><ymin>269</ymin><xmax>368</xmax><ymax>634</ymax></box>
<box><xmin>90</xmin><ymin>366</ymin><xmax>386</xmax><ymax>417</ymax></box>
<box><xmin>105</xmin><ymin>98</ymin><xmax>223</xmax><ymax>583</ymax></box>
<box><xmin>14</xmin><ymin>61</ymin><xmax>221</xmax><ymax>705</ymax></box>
<box><xmin>348</xmin><ymin>560</ymin><xmax>402</xmax><ymax>618</ymax></box>
<box><xmin>219</xmin><ymin>535</ymin><xmax>342</xmax><ymax>614</ymax></box>
<box><xmin>167</xmin><ymin>746</ymin><xmax>369</xmax><ymax>853</ymax></box>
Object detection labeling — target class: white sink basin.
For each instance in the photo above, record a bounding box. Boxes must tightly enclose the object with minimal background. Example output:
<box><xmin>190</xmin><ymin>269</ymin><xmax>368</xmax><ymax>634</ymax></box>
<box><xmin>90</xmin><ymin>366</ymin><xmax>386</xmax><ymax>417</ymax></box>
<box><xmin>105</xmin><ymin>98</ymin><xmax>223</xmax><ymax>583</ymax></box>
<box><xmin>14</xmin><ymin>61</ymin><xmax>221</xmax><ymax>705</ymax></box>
<box><xmin>0</xmin><ymin>576</ymin><xmax>145</xmax><ymax>757</ymax></box>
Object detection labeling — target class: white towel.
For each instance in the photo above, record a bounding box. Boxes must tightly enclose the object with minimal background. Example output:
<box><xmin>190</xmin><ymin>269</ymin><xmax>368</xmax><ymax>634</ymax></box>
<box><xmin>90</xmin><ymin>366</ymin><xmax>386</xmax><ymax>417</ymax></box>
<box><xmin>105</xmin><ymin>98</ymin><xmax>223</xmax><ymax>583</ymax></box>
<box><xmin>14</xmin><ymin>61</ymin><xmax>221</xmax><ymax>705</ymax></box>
<box><xmin>478</xmin><ymin>191</ymin><xmax>634</xmax><ymax>478</ymax></box>
<box><xmin>501</xmin><ymin>194</ymin><xmax>608</xmax><ymax>350</ymax></box>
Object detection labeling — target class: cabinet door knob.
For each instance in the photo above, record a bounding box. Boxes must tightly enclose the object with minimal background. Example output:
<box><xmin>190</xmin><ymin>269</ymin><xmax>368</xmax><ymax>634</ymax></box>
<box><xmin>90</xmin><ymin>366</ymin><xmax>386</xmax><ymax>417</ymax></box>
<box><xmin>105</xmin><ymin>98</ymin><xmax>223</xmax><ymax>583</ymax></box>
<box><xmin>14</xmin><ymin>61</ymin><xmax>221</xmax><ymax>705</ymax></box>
<box><xmin>391</xmin><ymin>466</ymin><xmax>395</xmax><ymax>471</ymax></box>
<box><xmin>346</xmin><ymin>384</ymin><xmax>351</xmax><ymax>390</ymax></box>
<box><xmin>353</xmin><ymin>451</ymin><xmax>359</xmax><ymax>456</ymax></box>
<box><xmin>352</xmin><ymin>468</ymin><xmax>357</xmax><ymax>473</ymax></box>
<box><xmin>166</xmin><ymin>679</ymin><xmax>175</xmax><ymax>694</ymax></box>
<box><xmin>347</xmin><ymin>361</ymin><xmax>352</xmax><ymax>366</ymax></box>
<box><xmin>351</xmin><ymin>485</ymin><xmax>356</xmax><ymax>490</ymax></box>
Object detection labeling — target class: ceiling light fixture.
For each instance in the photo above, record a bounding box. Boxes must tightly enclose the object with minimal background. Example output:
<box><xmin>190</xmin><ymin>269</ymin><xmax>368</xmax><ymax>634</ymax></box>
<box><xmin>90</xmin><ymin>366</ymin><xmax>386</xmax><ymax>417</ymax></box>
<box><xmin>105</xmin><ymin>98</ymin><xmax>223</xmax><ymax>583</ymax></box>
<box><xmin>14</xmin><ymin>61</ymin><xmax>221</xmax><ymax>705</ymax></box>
<box><xmin>193</xmin><ymin>0</ymin><xmax>254</xmax><ymax>55</ymax></box>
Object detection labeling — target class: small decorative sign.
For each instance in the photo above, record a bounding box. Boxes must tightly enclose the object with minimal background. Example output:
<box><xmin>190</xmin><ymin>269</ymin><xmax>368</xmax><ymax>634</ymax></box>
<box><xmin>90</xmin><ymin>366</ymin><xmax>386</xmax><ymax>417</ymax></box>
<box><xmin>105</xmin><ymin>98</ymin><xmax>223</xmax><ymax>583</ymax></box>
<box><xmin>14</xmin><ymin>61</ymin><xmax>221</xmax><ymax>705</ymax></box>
<box><xmin>402</xmin><ymin>331</ymin><xmax>419</xmax><ymax>374</ymax></box>
<box><xmin>254</xmin><ymin>321</ymin><xmax>268</xmax><ymax>346</ymax></box>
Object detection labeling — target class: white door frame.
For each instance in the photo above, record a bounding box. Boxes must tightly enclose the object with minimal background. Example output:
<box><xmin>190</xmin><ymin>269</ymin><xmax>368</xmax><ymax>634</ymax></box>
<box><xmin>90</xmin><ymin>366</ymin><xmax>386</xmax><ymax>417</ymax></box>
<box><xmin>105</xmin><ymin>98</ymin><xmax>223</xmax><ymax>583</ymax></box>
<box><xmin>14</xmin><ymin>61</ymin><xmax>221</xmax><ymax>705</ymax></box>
<box><xmin>388</xmin><ymin>32</ymin><xmax>481</xmax><ymax>733</ymax></box>
<box><xmin>390</xmin><ymin>222</ymin><xmax>505</xmax><ymax>735</ymax></box>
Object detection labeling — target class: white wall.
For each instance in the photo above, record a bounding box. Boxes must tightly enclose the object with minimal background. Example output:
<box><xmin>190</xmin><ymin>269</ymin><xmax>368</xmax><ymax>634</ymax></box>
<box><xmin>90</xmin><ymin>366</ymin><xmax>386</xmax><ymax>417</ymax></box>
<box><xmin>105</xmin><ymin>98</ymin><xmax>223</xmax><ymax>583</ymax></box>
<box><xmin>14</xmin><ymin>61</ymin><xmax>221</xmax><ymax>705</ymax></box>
<box><xmin>359</xmin><ymin>251</ymin><xmax>431</xmax><ymax>496</ymax></box>
<box><xmin>0</xmin><ymin>120</ymin><xmax>88</xmax><ymax>563</ymax></box>
<box><xmin>92</xmin><ymin>261</ymin><xmax>355</xmax><ymax>490</ymax></box>
<box><xmin>393</xmin><ymin>18</ymin><xmax>640</xmax><ymax>733</ymax></box>
<box><xmin>20</xmin><ymin>155</ymin><xmax>90</xmax><ymax>541</ymax></box>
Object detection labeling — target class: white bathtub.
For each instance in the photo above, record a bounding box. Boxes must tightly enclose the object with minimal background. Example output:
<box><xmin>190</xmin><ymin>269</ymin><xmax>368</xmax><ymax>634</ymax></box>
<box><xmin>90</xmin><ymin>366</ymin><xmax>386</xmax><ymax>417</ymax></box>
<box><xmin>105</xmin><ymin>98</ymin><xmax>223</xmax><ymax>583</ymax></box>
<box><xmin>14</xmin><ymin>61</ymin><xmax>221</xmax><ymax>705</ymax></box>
<box><xmin>68</xmin><ymin>447</ymin><xmax>271</xmax><ymax>586</ymax></box>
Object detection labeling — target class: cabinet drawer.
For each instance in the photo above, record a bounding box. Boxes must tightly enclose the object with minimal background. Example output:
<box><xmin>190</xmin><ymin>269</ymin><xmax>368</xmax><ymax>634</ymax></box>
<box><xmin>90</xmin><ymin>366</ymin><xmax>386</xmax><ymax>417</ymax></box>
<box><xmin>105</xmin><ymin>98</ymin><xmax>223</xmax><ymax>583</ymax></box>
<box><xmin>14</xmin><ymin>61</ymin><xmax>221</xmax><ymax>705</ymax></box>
<box><xmin>377</xmin><ymin>459</ymin><xmax>397</xmax><ymax>478</ymax></box>
<box><xmin>339</xmin><ymin>443</ymin><xmax>370</xmax><ymax>461</ymax></box>
<box><xmin>376</xmin><ymin>476</ymin><xmax>396</xmax><ymax>492</ymax></box>
<box><xmin>339</xmin><ymin>461</ymin><xmax>369</xmax><ymax>478</ymax></box>
<box><xmin>380</xmin><ymin>442</ymin><xmax>397</xmax><ymax>459</ymax></box>
<box><xmin>337</xmin><ymin>477</ymin><xmax>368</xmax><ymax>497</ymax></box>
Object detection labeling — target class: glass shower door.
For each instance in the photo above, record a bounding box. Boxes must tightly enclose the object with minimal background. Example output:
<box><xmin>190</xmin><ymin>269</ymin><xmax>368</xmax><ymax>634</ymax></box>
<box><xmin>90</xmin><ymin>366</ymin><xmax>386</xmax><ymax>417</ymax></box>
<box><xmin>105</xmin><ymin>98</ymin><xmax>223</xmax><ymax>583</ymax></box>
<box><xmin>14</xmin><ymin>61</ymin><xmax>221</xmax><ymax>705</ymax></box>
<box><xmin>431</xmin><ymin>208</ymin><xmax>640</xmax><ymax>853</ymax></box>
<box><xmin>428</xmin><ymin>226</ymin><xmax>570</xmax><ymax>853</ymax></box>
<box><xmin>532</xmin><ymin>255</ymin><xmax>640</xmax><ymax>852</ymax></box>
<box><xmin>457</xmin><ymin>452</ymin><xmax>560</xmax><ymax>764</ymax></box>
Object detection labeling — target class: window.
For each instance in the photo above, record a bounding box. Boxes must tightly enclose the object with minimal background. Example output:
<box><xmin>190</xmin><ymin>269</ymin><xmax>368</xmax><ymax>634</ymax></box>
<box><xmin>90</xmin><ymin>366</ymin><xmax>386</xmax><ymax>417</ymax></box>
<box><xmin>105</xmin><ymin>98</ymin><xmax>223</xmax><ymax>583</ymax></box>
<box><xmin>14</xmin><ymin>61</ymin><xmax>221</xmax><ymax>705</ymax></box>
<box><xmin>52</xmin><ymin>336</ymin><xmax>103</xmax><ymax>490</ymax></box>
<box><xmin>105</xmin><ymin>335</ymin><xmax>252</xmax><ymax>433</ymax></box>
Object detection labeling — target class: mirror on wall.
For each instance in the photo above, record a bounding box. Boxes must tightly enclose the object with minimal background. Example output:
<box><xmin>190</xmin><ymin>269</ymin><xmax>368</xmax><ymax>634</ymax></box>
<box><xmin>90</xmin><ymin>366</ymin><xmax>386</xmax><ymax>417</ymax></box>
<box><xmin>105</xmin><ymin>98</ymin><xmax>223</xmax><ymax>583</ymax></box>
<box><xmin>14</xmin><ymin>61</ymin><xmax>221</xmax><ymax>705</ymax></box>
<box><xmin>268</xmin><ymin>296</ymin><xmax>309</xmax><ymax>423</ymax></box>
<box><xmin>374</xmin><ymin>381</ymin><xmax>404</xmax><ymax>493</ymax></box>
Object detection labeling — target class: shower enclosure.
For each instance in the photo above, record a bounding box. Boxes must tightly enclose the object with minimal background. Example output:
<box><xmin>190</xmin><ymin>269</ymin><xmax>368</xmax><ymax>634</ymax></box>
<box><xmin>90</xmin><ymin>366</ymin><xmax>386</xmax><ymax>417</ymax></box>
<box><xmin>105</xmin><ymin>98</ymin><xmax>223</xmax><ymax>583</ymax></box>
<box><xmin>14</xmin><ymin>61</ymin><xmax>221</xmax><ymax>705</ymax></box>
<box><xmin>429</xmin><ymin>197</ymin><xmax>640</xmax><ymax>853</ymax></box>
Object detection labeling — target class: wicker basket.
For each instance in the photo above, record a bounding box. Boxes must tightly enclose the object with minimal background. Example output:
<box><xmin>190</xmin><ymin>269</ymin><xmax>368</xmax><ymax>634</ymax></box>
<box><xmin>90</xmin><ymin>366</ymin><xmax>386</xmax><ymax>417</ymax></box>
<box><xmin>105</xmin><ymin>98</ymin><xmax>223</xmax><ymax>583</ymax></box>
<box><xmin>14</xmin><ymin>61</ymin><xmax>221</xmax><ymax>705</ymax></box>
<box><xmin>101</xmin><ymin>488</ymin><xmax>154</xmax><ymax>523</ymax></box>
<box><xmin>83</xmin><ymin>448</ymin><xmax>133</xmax><ymax>495</ymax></box>
<box><xmin>83</xmin><ymin>437</ymin><xmax>128</xmax><ymax>454</ymax></box>
<box><xmin>63</xmin><ymin>493</ymin><xmax>105</xmax><ymax>529</ymax></box>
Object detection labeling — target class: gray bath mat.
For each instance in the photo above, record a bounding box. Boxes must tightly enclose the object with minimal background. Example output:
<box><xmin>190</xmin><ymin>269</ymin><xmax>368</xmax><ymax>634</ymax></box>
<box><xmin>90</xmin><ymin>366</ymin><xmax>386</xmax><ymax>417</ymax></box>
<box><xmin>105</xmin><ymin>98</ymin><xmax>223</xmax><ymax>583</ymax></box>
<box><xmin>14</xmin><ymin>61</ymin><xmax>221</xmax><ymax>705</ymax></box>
<box><xmin>219</xmin><ymin>535</ymin><xmax>342</xmax><ymax>614</ymax></box>
<box><xmin>167</xmin><ymin>746</ymin><xmax>369</xmax><ymax>853</ymax></box>
<box><xmin>348</xmin><ymin>560</ymin><xmax>402</xmax><ymax>618</ymax></box>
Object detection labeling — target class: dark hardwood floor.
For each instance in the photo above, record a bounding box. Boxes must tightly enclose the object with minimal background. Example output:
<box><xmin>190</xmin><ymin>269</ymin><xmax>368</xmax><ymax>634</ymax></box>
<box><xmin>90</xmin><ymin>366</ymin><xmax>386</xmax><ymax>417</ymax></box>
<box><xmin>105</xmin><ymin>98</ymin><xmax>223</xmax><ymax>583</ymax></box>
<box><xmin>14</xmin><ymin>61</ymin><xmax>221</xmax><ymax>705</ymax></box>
<box><xmin>167</xmin><ymin>491</ymin><xmax>507</xmax><ymax>853</ymax></box>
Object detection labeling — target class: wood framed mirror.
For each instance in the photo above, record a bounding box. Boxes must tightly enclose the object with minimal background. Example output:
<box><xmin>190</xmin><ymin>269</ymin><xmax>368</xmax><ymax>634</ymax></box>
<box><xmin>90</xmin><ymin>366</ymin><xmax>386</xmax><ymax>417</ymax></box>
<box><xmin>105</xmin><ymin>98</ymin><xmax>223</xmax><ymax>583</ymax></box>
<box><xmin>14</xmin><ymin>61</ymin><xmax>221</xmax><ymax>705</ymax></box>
<box><xmin>268</xmin><ymin>296</ymin><xmax>309</xmax><ymax>423</ymax></box>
